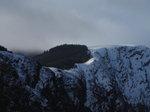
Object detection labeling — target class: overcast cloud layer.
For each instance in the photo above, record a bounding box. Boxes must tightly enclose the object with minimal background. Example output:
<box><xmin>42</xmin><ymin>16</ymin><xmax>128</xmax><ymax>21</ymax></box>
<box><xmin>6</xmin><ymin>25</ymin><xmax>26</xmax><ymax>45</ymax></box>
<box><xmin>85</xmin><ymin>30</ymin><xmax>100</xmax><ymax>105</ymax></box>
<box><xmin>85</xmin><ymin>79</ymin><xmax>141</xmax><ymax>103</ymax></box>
<box><xmin>0</xmin><ymin>0</ymin><xmax>150</xmax><ymax>51</ymax></box>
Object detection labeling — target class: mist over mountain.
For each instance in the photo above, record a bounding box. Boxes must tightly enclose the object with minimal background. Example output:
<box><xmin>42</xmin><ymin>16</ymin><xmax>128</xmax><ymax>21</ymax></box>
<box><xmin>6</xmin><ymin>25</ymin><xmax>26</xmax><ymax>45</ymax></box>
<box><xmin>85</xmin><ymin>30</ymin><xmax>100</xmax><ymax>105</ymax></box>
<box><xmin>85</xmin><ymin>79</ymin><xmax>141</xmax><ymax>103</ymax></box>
<box><xmin>1</xmin><ymin>0</ymin><xmax>150</xmax><ymax>111</ymax></box>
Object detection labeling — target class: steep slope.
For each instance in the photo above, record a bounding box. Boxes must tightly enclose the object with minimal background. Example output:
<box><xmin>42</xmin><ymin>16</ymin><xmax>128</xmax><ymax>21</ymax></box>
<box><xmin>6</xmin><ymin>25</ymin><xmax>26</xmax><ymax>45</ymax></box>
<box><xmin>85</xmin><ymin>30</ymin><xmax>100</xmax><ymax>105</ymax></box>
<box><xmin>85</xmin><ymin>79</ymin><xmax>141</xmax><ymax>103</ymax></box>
<box><xmin>1</xmin><ymin>46</ymin><xmax>150</xmax><ymax>112</ymax></box>
<box><xmin>70</xmin><ymin>46</ymin><xmax>150</xmax><ymax>112</ymax></box>
<box><xmin>0</xmin><ymin>51</ymin><xmax>90</xmax><ymax>112</ymax></box>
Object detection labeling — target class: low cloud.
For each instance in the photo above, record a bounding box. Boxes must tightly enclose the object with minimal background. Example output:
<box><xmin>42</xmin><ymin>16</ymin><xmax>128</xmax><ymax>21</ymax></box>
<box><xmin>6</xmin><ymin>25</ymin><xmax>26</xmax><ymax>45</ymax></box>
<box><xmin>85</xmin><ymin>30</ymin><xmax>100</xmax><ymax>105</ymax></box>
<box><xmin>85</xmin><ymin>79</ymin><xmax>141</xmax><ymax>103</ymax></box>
<box><xmin>0</xmin><ymin>0</ymin><xmax>150</xmax><ymax>51</ymax></box>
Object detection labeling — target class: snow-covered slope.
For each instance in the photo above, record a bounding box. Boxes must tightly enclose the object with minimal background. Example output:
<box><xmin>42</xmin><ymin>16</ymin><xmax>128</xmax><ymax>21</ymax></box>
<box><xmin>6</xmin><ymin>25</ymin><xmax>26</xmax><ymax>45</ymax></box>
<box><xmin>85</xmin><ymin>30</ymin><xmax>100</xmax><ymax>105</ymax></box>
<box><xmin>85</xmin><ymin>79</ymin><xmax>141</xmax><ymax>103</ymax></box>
<box><xmin>1</xmin><ymin>46</ymin><xmax>150</xmax><ymax>112</ymax></box>
<box><xmin>70</xmin><ymin>45</ymin><xmax>150</xmax><ymax>111</ymax></box>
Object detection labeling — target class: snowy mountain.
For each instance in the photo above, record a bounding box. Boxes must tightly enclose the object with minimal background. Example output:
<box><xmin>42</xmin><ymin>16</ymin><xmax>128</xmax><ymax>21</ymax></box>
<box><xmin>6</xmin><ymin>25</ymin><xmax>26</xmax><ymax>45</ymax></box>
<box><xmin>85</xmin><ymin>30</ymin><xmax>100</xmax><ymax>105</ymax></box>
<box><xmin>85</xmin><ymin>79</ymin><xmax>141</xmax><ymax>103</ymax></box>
<box><xmin>1</xmin><ymin>46</ymin><xmax>150</xmax><ymax>112</ymax></box>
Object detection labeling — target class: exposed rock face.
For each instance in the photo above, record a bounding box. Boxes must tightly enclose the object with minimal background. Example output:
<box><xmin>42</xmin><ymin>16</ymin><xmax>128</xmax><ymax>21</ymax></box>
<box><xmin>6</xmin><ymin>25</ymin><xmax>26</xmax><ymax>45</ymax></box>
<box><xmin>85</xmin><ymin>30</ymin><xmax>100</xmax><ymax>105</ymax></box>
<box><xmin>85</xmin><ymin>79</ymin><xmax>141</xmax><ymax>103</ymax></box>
<box><xmin>0</xmin><ymin>52</ymin><xmax>90</xmax><ymax>112</ymax></box>
<box><xmin>1</xmin><ymin>46</ymin><xmax>150</xmax><ymax>112</ymax></box>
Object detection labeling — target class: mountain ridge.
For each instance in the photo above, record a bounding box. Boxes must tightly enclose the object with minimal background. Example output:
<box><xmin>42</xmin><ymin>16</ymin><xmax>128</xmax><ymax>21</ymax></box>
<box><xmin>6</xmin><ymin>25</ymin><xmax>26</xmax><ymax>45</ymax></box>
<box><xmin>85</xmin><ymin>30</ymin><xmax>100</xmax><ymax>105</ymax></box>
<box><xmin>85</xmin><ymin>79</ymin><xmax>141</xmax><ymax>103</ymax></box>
<box><xmin>1</xmin><ymin>45</ymin><xmax>150</xmax><ymax>112</ymax></box>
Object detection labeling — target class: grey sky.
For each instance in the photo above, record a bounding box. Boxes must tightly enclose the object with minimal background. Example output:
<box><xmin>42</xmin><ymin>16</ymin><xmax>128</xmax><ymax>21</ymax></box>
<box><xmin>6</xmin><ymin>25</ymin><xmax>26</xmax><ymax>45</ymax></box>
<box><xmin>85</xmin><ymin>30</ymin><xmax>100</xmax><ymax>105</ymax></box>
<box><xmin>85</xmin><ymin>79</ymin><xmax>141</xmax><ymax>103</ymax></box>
<box><xmin>0</xmin><ymin>0</ymin><xmax>150</xmax><ymax>51</ymax></box>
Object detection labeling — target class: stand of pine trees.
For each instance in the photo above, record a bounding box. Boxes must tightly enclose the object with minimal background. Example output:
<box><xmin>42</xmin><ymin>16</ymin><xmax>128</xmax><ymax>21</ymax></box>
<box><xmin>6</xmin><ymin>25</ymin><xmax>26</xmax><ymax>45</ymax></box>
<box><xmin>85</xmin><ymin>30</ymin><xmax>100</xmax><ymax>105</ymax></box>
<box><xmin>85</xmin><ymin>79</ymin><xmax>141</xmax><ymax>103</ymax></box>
<box><xmin>34</xmin><ymin>44</ymin><xmax>91</xmax><ymax>69</ymax></box>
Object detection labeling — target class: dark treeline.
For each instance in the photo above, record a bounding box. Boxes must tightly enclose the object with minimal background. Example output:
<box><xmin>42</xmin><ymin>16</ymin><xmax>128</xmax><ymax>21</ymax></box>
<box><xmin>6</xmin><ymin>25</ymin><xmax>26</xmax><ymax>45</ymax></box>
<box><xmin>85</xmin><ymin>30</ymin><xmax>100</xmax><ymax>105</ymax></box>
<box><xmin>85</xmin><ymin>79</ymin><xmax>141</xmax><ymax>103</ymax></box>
<box><xmin>34</xmin><ymin>44</ymin><xmax>91</xmax><ymax>69</ymax></box>
<box><xmin>0</xmin><ymin>45</ymin><xmax>7</xmax><ymax>51</ymax></box>
<box><xmin>0</xmin><ymin>44</ymin><xmax>91</xmax><ymax>69</ymax></box>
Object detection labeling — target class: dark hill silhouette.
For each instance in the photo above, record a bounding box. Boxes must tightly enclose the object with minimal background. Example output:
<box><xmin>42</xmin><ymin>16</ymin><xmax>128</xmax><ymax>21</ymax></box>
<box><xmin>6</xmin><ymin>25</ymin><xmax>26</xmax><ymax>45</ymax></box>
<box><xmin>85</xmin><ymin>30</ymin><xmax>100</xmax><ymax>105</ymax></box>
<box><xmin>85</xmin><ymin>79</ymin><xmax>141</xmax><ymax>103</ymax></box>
<box><xmin>34</xmin><ymin>44</ymin><xmax>91</xmax><ymax>69</ymax></box>
<box><xmin>0</xmin><ymin>45</ymin><xmax>7</xmax><ymax>51</ymax></box>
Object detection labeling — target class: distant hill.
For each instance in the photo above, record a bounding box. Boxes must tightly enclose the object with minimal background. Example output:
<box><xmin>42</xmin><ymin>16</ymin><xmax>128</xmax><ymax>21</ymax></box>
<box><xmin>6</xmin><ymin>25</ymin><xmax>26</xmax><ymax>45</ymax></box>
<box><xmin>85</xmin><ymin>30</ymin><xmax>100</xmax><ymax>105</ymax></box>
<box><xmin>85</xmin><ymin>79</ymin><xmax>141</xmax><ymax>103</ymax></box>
<box><xmin>34</xmin><ymin>44</ymin><xmax>91</xmax><ymax>69</ymax></box>
<box><xmin>13</xmin><ymin>51</ymin><xmax>42</xmax><ymax>58</ymax></box>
